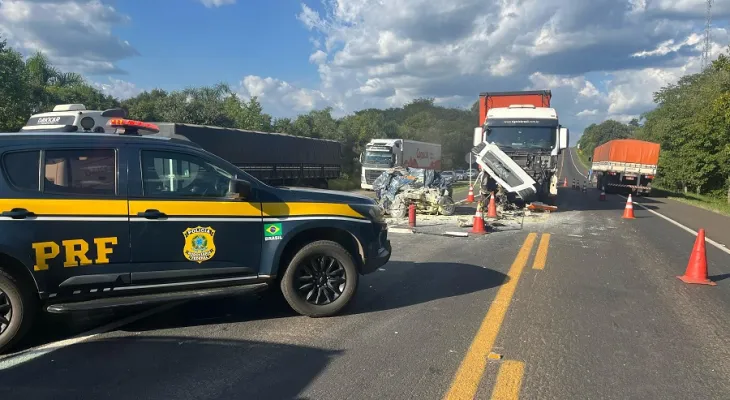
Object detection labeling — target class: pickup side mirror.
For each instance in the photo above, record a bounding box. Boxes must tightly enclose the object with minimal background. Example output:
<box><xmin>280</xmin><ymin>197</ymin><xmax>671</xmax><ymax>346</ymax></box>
<box><xmin>228</xmin><ymin>178</ymin><xmax>251</xmax><ymax>200</ymax></box>
<box><xmin>558</xmin><ymin>127</ymin><xmax>569</xmax><ymax>150</ymax></box>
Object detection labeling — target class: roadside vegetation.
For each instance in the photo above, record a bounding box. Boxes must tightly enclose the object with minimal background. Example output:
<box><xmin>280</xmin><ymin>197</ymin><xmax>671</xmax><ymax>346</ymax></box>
<box><xmin>577</xmin><ymin>48</ymin><xmax>730</xmax><ymax>207</ymax></box>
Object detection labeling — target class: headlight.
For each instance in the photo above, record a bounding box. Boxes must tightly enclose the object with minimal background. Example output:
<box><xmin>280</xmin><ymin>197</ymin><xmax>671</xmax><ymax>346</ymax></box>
<box><xmin>368</xmin><ymin>205</ymin><xmax>385</xmax><ymax>222</ymax></box>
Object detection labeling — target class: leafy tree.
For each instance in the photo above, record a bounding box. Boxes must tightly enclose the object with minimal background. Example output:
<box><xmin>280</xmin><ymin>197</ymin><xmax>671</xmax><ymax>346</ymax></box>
<box><xmin>0</xmin><ymin>37</ymin><xmax>30</xmax><ymax>131</ymax></box>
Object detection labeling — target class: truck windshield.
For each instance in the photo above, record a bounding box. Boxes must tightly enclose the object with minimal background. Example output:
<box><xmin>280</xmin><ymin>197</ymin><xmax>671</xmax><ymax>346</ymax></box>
<box><xmin>364</xmin><ymin>151</ymin><xmax>394</xmax><ymax>166</ymax></box>
<box><xmin>486</xmin><ymin>126</ymin><xmax>555</xmax><ymax>150</ymax></box>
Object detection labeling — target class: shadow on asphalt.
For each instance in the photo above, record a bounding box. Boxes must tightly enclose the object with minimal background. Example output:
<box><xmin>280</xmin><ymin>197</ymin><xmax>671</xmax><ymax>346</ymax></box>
<box><xmin>709</xmin><ymin>273</ymin><xmax>730</xmax><ymax>282</ymax></box>
<box><xmin>0</xmin><ymin>336</ymin><xmax>337</xmax><ymax>400</ymax></box>
<box><xmin>6</xmin><ymin>306</ymin><xmax>150</xmax><ymax>354</ymax></box>
<box><xmin>117</xmin><ymin>262</ymin><xmax>507</xmax><ymax>332</ymax></box>
<box><xmin>346</xmin><ymin>262</ymin><xmax>507</xmax><ymax>315</ymax></box>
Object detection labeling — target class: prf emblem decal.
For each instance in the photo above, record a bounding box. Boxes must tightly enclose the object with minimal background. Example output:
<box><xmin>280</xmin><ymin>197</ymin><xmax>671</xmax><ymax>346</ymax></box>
<box><xmin>264</xmin><ymin>223</ymin><xmax>283</xmax><ymax>241</ymax></box>
<box><xmin>183</xmin><ymin>226</ymin><xmax>216</xmax><ymax>263</ymax></box>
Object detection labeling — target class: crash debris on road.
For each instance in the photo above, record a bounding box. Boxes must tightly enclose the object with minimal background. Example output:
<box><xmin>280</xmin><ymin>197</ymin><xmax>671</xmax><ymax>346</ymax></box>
<box><xmin>372</xmin><ymin>167</ymin><xmax>455</xmax><ymax>217</ymax></box>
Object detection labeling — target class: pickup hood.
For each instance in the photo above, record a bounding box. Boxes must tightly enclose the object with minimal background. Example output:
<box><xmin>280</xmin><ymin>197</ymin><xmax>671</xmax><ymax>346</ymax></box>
<box><xmin>267</xmin><ymin>186</ymin><xmax>376</xmax><ymax>206</ymax></box>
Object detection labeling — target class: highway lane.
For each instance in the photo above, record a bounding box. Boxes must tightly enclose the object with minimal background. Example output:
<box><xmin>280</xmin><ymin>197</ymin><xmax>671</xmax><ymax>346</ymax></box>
<box><xmin>1</xmin><ymin>152</ymin><xmax>729</xmax><ymax>399</ymax></box>
<box><xmin>568</xmin><ymin>147</ymin><xmax>730</xmax><ymax>250</ymax></box>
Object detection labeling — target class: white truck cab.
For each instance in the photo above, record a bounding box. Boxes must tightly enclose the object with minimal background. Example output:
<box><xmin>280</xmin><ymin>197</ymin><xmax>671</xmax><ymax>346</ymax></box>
<box><xmin>20</xmin><ymin>104</ymin><xmax>127</xmax><ymax>133</ymax></box>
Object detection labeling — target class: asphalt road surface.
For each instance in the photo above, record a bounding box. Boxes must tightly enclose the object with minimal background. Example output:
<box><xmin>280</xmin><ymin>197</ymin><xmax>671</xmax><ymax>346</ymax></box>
<box><xmin>1</xmin><ymin>151</ymin><xmax>729</xmax><ymax>400</ymax></box>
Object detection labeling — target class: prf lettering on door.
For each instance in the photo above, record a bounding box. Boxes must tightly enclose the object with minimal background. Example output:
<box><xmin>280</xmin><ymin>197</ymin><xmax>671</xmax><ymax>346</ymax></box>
<box><xmin>31</xmin><ymin>237</ymin><xmax>118</xmax><ymax>271</ymax></box>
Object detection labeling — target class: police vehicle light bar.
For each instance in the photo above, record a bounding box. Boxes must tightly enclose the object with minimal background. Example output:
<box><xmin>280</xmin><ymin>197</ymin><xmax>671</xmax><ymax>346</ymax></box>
<box><xmin>107</xmin><ymin>118</ymin><xmax>160</xmax><ymax>134</ymax></box>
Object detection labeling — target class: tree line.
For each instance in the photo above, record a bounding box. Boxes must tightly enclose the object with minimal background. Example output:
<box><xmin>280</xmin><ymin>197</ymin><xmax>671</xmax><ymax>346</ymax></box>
<box><xmin>0</xmin><ymin>36</ymin><xmax>477</xmax><ymax>181</ymax></box>
<box><xmin>578</xmin><ymin>49</ymin><xmax>730</xmax><ymax>202</ymax></box>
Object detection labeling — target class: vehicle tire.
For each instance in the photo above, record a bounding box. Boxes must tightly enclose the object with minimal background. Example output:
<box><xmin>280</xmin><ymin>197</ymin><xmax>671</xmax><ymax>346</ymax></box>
<box><xmin>280</xmin><ymin>240</ymin><xmax>359</xmax><ymax>318</ymax></box>
<box><xmin>438</xmin><ymin>196</ymin><xmax>456</xmax><ymax>216</ymax></box>
<box><xmin>0</xmin><ymin>269</ymin><xmax>37</xmax><ymax>353</ymax></box>
<box><xmin>390</xmin><ymin>196</ymin><xmax>408</xmax><ymax>218</ymax></box>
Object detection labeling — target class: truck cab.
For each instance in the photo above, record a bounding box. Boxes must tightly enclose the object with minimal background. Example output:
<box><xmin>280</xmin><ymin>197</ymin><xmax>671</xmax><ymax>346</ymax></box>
<box><xmin>360</xmin><ymin>139</ymin><xmax>402</xmax><ymax>190</ymax></box>
<box><xmin>472</xmin><ymin>93</ymin><xmax>569</xmax><ymax>202</ymax></box>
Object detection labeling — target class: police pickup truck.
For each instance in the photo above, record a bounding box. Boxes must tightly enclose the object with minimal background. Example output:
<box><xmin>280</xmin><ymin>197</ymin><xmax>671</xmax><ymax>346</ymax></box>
<box><xmin>0</xmin><ymin>118</ymin><xmax>391</xmax><ymax>352</ymax></box>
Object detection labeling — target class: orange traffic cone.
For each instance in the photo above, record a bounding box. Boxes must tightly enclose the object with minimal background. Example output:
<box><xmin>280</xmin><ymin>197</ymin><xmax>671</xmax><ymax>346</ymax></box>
<box><xmin>471</xmin><ymin>204</ymin><xmax>487</xmax><ymax>235</ymax></box>
<box><xmin>677</xmin><ymin>229</ymin><xmax>716</xmax><ymax>286</ymax></box>
<box><xmin>622</xmin><ymin>194</ymin><xmax>635</xmax><ymax>219</ymax></box>
<box><xmin>466</xmin><ymin>185</ymin><xmax>475</xmax><ymax>203</ymax></box>
<box><xmin>563</xmin><ymin>177</ymin><xmax>568</xmax><ymax>187</ymax></box>
<box><xmin>486</xmin><ymin>192</ymin><xmax>498</xmax><ymax>218</ymax></box>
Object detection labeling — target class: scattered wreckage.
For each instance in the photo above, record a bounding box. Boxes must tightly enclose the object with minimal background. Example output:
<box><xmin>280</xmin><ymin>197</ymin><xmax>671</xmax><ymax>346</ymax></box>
<box><xmin>372</xmin><ymin>167</ymin><xmax>456</xmax><ymax>217</ymax></box>
<box><xmin>470</xmin><ymin>142</ymin><xmax>558</xmax><ymax>213</ymax></box>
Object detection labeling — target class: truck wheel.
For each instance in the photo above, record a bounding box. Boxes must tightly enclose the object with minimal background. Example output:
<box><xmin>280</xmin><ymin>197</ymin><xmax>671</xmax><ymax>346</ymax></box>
<box><xmin>0</xmin><ymin>269</ymin><xmax>37</xmax><ymax>353</ymax></box>
<box><xmin>438</xmin><ymin>196</ymin><xmax>456</xmax><ymax>216</ymax></box>
<box><xmin>280</xmin><ymin>240</ymin><xmax>359</xmax><ymax>317</ymax></box>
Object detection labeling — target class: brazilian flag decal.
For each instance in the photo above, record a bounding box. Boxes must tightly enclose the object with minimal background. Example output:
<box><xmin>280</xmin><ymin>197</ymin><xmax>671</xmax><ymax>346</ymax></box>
<box><xmin>264</xmin><ymin>223</ymin><xmax>282</xmax><ymax>237</ymax></box>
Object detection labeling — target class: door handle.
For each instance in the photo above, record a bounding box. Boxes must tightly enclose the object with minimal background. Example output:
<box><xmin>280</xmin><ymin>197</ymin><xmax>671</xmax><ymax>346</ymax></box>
<box><xmin>137</xmin><ymin>209</ymin><xmax>167</xmax><ymax>219</ymax></box>
<box><xmin>1</xmin><ymin>208</ymin><xmax>35</xmax><ymax>219</ymax></box>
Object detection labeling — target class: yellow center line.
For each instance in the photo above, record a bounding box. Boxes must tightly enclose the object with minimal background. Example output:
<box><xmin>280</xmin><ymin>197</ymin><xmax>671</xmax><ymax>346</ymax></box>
<box><xmin>490</xmin><ymin>360</ymin><xmax>525</xmax><ymax>400</ymax></box>
<box><xmin>443</xmin><ymin>232</ymin><xmax>538</xmax><ymax>400</ymax></box>
<box><xmin>532</xmin><ymin>233</ymin><xmax>551</xmax><ymax>270</ymax></box>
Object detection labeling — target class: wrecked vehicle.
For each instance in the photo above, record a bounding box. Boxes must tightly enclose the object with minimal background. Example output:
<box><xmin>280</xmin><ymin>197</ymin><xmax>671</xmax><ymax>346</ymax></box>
<box><xmin>472</xmin><ymin>90</ymin><xmax>569</xmax><ymax>205</ymax></box>
<box><xmin>372</xmin><ymin>167</ymin><xmax>455</xmax><ymax>218</ymax></box>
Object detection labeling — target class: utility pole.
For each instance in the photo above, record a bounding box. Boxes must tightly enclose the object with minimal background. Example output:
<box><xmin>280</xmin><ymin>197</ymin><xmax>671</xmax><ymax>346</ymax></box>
<box><xmin>702</xmin><ymin>0</ymin><xmax>713</xmax><ymax>70</ymax></box>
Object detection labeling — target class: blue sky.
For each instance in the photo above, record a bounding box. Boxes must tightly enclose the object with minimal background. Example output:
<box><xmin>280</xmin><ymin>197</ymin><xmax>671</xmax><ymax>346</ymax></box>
<box><xmin>1</xmin><ymin>0</ymin><xmax>729</xmax><ymax>143</ymax></box>
<box><xmin>112</xmin><ymin>0</ymin><xmax>320</xmax><ymax>90</ymax></box>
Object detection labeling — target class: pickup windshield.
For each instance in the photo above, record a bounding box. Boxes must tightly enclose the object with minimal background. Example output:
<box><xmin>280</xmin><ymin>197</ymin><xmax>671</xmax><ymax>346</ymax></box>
<box><xmin>486</xmin><ymin>126</ymin><xmax>555</xmax><ymax>151</ymax></box>
<box><xmin>363</xmin><ymin>151</ymin><xmax>394</xmax><ymax>166</ymax></box>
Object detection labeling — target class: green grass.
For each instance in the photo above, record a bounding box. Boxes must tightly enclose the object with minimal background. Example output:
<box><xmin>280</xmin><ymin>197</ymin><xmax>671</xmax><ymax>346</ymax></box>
<box><xmin>575</xmin><ymin>148</ymin><xmax>591</xmax><ymax>170</ymax></box>
<box><xmin>652</xmin><ymin>186</ymin><xmax>730</xmax><ymax>217</ymax></box>
<box><xmin>328</xmin><ymin>178</ymin><xmax>361</xmax><ymax>191</ymax></box>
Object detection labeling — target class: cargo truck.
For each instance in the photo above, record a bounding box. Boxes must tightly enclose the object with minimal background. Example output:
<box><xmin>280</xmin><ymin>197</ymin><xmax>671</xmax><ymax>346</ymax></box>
<box><xmin>472</xmin><ymin>90</ymin><xmax>569</xmax><ymax>203</ymax></box>
<box><xmin>20</xmin><ymin>106</ymin><xmax>344</xmax><ymax>188</ymax></box>
<box><xmin>590</xmin><ymin>139</ymin><xmax>660</xmax><ymax>196</ymax></box>
<box><xmin>359</xmin><ymin>139</ymin><xmax>441</xmax><ymax>190</ymax></box>
<box><xmin>153</xmin><ymin>123</ymin><xmax>342</xmax><ymax>188</ymax></box>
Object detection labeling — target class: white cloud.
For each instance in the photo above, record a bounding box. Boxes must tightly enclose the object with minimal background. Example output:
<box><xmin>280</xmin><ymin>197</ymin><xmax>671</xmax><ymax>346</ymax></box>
<box><xmin>236</xmin><ymin>75</ymin><xmax>332</xmax><ymax>116</ymax></box>
<box><xmin>0</xmin><ymin>0</ymin><xmax>137</xmax><ymax>74</ymax></box>
<box><xmin>233</xmin><ymin>0</ymin><xmax>729</xmax><ymax>139</ymax></box>
<box><xmin>576</xmin><ymin>109</ymin><xmax>598</xmax><ymax>117</ymax></box>
<box><xmin>200</xmin><ymin>0</ymin><xmax>236</xmax><ymax>7</ymax></box>
<box><xmin>92</xmin><ymin>78</ymin><xmax>142</xmax><ymax>100</ymax></box>
<box><xmin>309</xmin><ymin>50</ymin><xmax>328</xmax><ymax>65</ymax></box>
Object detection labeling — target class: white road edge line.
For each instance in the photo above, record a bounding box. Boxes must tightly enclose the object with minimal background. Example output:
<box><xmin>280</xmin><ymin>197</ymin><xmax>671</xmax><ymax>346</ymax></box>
<box><xmin>569</xmin><ymin>148</ymin><xmax>587</xmax><ymax>178</ymax></box>
<box><xmin>618</xmin><ymin>194</ymin><xmax>730</xmax><ymax>256</ymax></box>
<box><xmin>0</xmin><ymin>301</ymin><xmax>186</xmax><ymax>368</ymax></box>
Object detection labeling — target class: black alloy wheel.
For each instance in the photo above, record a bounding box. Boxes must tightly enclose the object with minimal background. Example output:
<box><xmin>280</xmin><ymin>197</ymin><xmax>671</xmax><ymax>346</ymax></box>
<box><xmin>295</xmin><ymin>255</ymin><xmax>347</xmax><ymax>305</ymax></box>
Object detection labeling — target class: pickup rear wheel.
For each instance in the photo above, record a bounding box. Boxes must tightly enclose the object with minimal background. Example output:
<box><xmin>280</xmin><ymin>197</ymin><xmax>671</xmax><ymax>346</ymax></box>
<box><xmin>0</xmin><ymin>269</ymin><xmax>37</xmax><ymax>353</ymax></box>
<box><xmin>281</xmin><ymin>240</ymin><xmax>358</xmax><ymax>317</ymax></box>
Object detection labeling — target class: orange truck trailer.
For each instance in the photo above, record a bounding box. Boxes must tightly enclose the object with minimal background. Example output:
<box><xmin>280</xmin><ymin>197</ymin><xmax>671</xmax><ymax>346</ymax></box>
<box><xmin>590</xmin><ymin>139</ymin><xmax>660</xmax><ymax>196</ymax></box>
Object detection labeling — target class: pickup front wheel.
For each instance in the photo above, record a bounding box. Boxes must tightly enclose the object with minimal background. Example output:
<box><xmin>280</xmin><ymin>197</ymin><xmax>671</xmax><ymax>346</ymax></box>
<box><xmin>281</xmin><ymin>241</ymin><xmax>359</xmax><ymax>317</ymax></box>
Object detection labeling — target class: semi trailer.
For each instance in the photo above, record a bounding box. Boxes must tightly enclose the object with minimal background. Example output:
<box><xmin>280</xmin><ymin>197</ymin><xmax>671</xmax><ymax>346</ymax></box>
<box><xmin>153</xmin><ymin>123</ymin><xmax>342</xmax><ymax>188</ymax></box>
<box><xmin>591</xmin><ymin>139</ymin><xmax>660</xmax><ymax>196</ymax></box>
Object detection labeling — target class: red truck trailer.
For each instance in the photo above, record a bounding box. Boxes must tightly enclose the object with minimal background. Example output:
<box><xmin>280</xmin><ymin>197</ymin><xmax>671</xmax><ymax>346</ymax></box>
<box><xmin>477</xmin><ymin>90</ymin><xmax>552</xmax><ymax>128</ymax></box>
<box><xmin>591</xmin><ymin>139</ymin><xmax>660</xmax><ymax>196</ymax></box>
